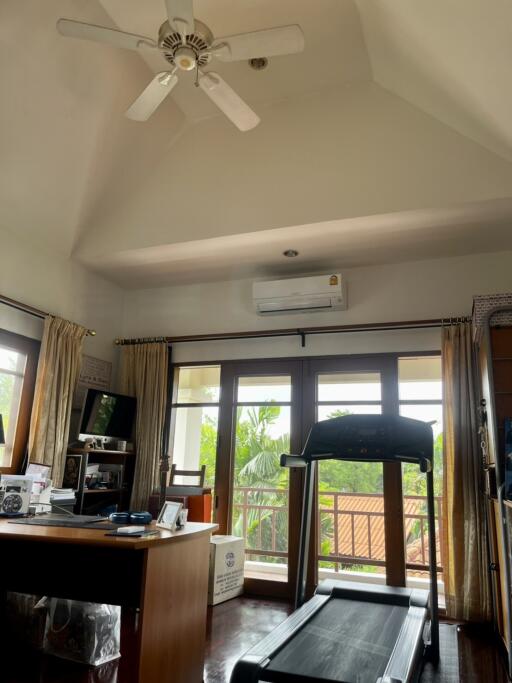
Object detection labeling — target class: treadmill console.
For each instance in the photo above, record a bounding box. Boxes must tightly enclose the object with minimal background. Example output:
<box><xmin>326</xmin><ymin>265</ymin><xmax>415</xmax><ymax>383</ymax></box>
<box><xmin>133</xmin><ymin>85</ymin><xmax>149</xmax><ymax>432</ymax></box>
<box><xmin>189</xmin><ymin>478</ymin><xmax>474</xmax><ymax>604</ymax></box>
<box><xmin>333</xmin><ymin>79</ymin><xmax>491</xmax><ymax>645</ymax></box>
<box><xmin>301</xmin><ymin>414</ymin><xmax>433</xmax><ymax>464</ymax></box>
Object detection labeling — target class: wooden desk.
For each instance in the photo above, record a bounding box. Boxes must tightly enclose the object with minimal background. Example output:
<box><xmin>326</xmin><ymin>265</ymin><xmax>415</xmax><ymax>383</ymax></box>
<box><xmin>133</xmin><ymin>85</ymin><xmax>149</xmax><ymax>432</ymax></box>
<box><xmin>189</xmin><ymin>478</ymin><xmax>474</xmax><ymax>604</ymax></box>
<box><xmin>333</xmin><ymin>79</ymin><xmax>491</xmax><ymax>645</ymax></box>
<box><xmin>0</xmin><ymin>520</ymin><xmax>217</xmax><ymax>683</ymax></box>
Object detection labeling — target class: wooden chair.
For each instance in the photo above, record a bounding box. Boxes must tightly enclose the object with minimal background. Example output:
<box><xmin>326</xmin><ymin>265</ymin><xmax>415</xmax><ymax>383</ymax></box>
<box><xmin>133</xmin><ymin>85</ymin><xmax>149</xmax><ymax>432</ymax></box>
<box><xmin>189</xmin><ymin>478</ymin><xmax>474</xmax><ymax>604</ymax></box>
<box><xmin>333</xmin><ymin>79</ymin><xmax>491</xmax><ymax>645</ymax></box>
<box><xmin>169</xmin><ymin>464</ymin><xmax>206</xmax><ymax>487</ymax></box>
<box><xmin>149</xmin><ymin>465</ymin><xmax>211</xmax><ymax>522</ymax></box>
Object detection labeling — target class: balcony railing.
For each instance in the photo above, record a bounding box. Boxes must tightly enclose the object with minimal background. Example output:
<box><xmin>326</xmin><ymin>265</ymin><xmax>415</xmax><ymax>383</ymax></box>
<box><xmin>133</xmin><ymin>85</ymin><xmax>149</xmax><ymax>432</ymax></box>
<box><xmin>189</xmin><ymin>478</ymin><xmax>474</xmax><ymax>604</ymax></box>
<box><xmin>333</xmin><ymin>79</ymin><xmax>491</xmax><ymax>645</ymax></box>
<box><xmin>233</xmin><ymin>487</ymin><xmax>443</xmax><ymax>574</ymax></box>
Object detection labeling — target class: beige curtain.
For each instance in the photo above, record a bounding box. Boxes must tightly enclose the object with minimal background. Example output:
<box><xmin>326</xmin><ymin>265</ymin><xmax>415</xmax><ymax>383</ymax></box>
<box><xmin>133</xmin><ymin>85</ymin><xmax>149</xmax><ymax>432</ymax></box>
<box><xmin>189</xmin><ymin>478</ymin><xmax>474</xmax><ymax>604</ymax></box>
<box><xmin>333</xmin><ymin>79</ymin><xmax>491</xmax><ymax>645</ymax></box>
<box><xmin>442</xmin><ymin>321</ymin><xmax>491</xmax><ymax>621</ymax></box>
<box><xmin>28</xmin><ymin>316</ymin><xmax>87</xmax><ymax>485</ymax></box>
<box><xmin>120</xmin><ymin>342</ymin><xmax>168</xmax><ymax>509</ymax></box>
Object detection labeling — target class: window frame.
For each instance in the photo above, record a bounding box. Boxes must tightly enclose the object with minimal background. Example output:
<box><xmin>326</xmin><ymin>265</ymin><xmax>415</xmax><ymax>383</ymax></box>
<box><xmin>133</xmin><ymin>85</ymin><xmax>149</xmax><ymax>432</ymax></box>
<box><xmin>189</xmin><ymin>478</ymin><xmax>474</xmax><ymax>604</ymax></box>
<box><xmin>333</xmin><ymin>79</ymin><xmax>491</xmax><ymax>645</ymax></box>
<box><xmin>398</xmin><ymin>354</ymin><xmax>443</xmax><ymax>578</ymax></box>
<box><xmin>169</xmin><ymin>365</ymin><xmax>222</xmax><ymax>493</ymax></box>
<box><xmin>0</xmin><ymin>330</ymin><xmax>40</xmax><ymax>475</ymax></box>
<box><xmin>170</xmin><ymin>350</ymin><xmax>442</xmax><ymax>597</ymax></box>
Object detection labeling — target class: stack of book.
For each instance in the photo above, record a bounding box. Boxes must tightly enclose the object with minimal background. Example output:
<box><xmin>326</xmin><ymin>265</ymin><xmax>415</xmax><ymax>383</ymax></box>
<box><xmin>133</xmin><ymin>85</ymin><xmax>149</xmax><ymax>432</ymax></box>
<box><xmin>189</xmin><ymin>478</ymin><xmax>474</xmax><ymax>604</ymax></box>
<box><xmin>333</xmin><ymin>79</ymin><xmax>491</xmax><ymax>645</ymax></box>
<box><xmin>50</xmin><ymin>487</ymin><xmax>76</xmax><ymax>507</ymax></box>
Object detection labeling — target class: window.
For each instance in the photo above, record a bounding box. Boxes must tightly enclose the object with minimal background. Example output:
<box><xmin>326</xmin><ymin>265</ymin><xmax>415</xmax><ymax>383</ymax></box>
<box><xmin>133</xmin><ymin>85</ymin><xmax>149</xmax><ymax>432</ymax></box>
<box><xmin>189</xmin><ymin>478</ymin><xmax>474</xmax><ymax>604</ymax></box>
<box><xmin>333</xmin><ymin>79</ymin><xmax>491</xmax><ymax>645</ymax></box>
<box><xmin>398</xmin><ymin>356</ymin><xmax>443</xmax><ymax>585</ymax></box>
<box><xmin>170</xmin><ymin>366</ymin><xmax>221</xmax><ymax>506</ymax></box>
<box><xmin>170</xmin><ymin>353</ymin><xmax>443</xmax><ymax>596</ymax></box>
<box><xmin>316</xmin><ymin>371</ymin><xmax>384</xmax><ymax>577</ymax></box>
<box><xmin>0</xmin><ymin>331</ymin><xmax>39</xmax><ymax>474</ymax></box>
<box><xmin>231</xmin><ymin>374</ymin><xmax>292</xmax><ymax>581</ymax></box>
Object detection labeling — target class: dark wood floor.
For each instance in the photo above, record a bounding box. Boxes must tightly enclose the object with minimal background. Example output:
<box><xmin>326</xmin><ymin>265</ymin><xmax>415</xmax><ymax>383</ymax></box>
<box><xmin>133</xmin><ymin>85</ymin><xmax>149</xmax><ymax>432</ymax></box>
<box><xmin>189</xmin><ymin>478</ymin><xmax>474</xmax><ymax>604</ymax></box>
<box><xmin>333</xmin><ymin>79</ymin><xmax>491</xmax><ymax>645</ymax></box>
<box><xmin>205</xmin><ymin>597</ymin><xmax>510</xmax><ymax>683</ymax></box>
<box><xmin>205</xmin><ymin>596</ymin><xmax>293</xmax><ymax>683</ymax></box>
<box><xmin>4</xmin><ymin>596</ymin><xmax>510</xmax><ymax>682</ymax></box>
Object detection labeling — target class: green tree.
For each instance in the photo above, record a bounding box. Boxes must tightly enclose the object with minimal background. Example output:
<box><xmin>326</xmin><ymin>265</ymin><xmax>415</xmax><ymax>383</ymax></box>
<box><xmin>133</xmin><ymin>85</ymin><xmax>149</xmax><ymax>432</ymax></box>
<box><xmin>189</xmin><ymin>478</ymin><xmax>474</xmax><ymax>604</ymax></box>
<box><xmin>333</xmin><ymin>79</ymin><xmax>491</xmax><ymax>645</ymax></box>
<box><xmin>199</xmin><ymin>414</ymin><xmax>218</xmax><ymax>488</ymax></box>
<box><xmin>197</xmin><ymin>405</ymin><xmax>443</xmax><ymax>572</ymax></box>
<box><xmin>231</xmin><ymin>406</ymin><xmax>289</xmax><ymax>560</ymax></box>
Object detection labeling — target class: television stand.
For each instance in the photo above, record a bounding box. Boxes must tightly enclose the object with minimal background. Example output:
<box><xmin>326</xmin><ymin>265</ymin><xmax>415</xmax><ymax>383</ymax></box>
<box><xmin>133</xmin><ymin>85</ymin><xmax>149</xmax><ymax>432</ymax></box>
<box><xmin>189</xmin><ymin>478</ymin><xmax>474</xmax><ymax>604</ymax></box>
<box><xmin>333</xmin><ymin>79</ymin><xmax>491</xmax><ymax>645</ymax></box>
<box><xmin>67</xmin><ymin>447</ymin><xmax>136</xmax><ymax>514</ymax></box>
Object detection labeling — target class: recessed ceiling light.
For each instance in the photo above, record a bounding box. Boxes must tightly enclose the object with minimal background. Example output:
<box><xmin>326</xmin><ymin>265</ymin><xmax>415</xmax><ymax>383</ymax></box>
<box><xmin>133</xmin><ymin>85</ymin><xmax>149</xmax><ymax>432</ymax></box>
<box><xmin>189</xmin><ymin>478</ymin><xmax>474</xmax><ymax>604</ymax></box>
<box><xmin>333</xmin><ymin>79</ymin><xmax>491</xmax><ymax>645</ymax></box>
<box><xmin>283</xmin><ymin>249</ymin><xmax>299</xmax><ymax>257</ymax></box>
<box><xmin>249</xmin><ymin>57</ymin><xmax>269</xmax><ymax>70</ymax></box>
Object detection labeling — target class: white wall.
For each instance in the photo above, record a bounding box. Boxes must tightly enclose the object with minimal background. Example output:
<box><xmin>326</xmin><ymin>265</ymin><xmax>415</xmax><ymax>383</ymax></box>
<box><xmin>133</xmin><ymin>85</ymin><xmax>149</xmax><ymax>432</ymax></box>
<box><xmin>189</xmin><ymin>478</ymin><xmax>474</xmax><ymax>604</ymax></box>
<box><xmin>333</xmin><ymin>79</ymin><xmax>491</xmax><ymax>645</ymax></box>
<box><xmin>121</xmin><ymin>249</ymin><xmax>512</xmax><ymax>362</ymax></box>
<box><xmin>0</xmin><ymin>225</ymin><xmax>123</xmax><ymax>363</ymax></box>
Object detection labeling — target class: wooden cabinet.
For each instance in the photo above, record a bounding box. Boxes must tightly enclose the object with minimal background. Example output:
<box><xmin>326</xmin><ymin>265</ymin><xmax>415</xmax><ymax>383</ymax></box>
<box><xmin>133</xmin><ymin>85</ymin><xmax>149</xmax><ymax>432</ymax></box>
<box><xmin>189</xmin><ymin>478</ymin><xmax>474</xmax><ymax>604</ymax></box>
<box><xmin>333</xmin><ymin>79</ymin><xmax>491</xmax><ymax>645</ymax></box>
<box><xmin>0</xmin><ymin>520</ymin><xmax>217</xmax><ymax>683</ymax></box>
<box><xmin>67</xmin><ymin>447</ymin><xmax>135</xmax><ymax>514</ymax></box>
<box><xmin>478</xmin><ymin>326</ymin><xmax>512</xmax><ymax>674</ymax></box>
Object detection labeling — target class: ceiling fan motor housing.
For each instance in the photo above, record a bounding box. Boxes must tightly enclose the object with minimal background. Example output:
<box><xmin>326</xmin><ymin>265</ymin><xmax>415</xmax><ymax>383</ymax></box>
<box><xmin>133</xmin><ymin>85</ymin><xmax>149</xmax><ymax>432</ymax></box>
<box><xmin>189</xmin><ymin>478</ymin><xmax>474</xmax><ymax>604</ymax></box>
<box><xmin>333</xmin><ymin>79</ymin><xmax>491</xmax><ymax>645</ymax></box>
<box><xmin>159</xmin><ymin>20</ymin><xmax>213</xmax><ymax>70</ymax></box>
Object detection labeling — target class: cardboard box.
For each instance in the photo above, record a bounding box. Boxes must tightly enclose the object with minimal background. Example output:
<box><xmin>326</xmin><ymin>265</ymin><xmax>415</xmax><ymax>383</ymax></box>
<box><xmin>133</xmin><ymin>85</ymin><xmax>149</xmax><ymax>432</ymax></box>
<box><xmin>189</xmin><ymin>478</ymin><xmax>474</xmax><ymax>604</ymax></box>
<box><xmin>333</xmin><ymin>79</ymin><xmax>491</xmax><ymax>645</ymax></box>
<box><xmin>208</xmin><ymin>535</ymin><xmax>244</xmax><ymax>605</ymax></box>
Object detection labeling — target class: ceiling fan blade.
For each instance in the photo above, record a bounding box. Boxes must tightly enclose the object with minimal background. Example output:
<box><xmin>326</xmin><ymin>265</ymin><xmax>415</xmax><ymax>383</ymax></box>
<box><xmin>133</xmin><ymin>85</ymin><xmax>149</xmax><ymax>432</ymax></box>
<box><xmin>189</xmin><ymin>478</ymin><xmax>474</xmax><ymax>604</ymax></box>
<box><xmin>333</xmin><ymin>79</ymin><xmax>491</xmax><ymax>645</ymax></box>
<box><xmin>125</xmin><ymin>71</ymin><xmax>178</xmax><ymax>121</ymax></box>
<box><xmin>213</xmin><ymin>25</ymin><xmax>304</xmax><ymax>62</ymax></box>
<box><xmin>199</xmin><ymin>72</ymin><xmax>260</xmax><ymax>132</ymax></box>
<box><xmin>57</xmin><ymin>19</ymin><xmax>157</xmax><ymax>51</ymax></box>
<box><xmin>165</xmin><ymin>0</ymin><xmax>194</xmax><ymax>36</ymax></box>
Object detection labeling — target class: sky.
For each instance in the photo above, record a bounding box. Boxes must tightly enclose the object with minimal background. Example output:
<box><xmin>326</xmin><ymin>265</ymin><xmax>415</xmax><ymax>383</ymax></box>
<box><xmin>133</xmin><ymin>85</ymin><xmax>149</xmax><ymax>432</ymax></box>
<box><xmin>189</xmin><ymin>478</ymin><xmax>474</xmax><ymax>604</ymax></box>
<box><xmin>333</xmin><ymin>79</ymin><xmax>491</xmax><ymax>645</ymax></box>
<box><xmin>191</xmin><ymin>379</ymin><xmax>443</xmax><ymax>443</ymax></box>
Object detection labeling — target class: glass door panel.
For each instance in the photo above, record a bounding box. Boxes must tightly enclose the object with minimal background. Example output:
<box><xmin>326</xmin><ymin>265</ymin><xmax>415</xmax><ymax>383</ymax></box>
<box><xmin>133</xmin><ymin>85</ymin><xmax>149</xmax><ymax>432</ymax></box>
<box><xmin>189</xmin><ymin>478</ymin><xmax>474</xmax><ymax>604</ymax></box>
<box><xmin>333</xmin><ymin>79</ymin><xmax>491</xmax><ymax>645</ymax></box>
<box><xmin>231</xmin><ymin>375</ymin><xmax>292</xmax><ymax>583</ymax></box>
<box><xmin>398</xmin><ymin>356</ymin><xmax>444</xmax><ymax>594</ymax></box>
<box><xmin>170</xmin><ymin>366</ymin><xmax>221</xmax><ymax>518</ymax></box>
<box><xmin>315</xmin><ymin>370</ymin><xmax>385</xmax><ymax>583</ymax></box>
<box><xmin>232</xmin><ymin>405</ymin><xmax>291</xmax><ymax>582</ymax></box>
<box><xmin>0</xmin><ymin>345</ymin><xmax>28</xmax><ymax>468</ymax></box>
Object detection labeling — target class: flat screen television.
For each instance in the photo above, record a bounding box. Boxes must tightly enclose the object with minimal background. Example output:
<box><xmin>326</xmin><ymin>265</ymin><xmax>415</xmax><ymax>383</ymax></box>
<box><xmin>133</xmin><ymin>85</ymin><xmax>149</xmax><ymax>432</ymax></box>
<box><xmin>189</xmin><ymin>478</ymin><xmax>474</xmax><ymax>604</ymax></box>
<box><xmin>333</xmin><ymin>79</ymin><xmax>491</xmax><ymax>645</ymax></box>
<box><xmin>79</xmin><ymin>389</ymin><xmax>136</xmax><ymax>440</ymax></box>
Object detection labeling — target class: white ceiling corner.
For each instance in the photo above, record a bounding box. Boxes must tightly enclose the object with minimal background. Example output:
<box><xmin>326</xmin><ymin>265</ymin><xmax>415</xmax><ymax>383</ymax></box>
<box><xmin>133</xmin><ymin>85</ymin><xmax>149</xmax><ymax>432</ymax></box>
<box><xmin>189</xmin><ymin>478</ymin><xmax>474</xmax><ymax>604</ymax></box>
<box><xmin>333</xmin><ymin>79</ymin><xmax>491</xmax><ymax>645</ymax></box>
<box><xmin>355</xmin><ymin>0</ymin><xmax>512</xmax><ymax>163</ymax></box>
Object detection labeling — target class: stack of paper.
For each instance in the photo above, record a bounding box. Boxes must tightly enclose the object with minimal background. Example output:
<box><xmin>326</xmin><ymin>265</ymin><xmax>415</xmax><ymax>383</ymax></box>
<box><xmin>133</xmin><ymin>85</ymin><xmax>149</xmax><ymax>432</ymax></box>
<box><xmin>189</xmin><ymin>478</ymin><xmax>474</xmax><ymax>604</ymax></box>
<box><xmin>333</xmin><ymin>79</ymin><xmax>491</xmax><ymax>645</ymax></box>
<box><xmin>50</xmin><ymin>488</ymin><xmax>76</xmax><ymax>502</ymax></box>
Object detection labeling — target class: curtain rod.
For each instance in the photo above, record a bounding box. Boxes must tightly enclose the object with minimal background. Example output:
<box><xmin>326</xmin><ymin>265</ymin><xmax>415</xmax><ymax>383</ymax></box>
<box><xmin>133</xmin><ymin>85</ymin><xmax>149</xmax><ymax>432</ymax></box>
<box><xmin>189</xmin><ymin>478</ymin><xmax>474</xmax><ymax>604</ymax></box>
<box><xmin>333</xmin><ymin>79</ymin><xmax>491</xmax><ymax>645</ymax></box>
<box><xmin>114</xmin><ymin>316</ymin><xmax>471</xmax><ymax>347</ymax></box>
<box><xmin>0</xmin><ymin>294</ymin><xmax>96</xmax><ymax>336</ymax></box>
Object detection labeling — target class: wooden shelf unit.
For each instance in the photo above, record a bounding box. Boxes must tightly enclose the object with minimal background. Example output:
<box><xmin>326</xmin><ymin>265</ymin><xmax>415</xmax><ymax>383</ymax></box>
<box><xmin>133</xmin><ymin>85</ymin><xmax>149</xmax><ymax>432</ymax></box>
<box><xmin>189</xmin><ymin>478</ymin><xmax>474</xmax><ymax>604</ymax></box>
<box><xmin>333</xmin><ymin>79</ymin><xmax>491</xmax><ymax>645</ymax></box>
<box><xmin>67</xmin><ymin>447</ymin><xmax>135</xmax><ymax>514</ymax></box>
<box><xmin>478</xmin><ymin>325</ymin><xmax>512</xmax><ymax>676</ymax></box>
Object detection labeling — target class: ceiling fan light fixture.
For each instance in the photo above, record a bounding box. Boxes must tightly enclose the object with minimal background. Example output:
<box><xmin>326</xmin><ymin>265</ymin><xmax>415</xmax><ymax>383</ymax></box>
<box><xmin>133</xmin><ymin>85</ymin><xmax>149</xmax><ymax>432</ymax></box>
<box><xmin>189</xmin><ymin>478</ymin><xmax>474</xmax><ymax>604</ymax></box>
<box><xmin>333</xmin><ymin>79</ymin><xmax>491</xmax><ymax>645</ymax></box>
<box><xmin>174</xmin><ymin>46</ymin><xmax>197</xmax><ymax>70</ymax></box>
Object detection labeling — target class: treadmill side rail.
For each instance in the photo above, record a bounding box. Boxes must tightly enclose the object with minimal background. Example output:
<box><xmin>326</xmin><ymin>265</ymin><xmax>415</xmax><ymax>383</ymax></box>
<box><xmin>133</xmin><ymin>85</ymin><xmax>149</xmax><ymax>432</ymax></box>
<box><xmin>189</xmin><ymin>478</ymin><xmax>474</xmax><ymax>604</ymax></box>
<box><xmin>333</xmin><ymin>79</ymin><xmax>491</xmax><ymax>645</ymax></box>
<box><xmin>377</xmin><ymin>605</ymin><xmax>427</xmax><ymax>683</ymax></box>
<box><xmin>230</xmin><ymin>594</ymin><xmax>330</xmax><ymax>683</ymax></box>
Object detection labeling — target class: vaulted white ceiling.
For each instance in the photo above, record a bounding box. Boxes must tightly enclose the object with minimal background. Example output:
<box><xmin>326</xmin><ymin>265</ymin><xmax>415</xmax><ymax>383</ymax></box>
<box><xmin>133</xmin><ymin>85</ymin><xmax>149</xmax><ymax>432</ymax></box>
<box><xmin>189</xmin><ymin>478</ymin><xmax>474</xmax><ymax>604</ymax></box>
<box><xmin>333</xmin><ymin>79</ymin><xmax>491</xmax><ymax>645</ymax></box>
<box><xmin>98</xmin><ymin>0</ymin><xmax>372</xmax><ymax>120</ymax></box>
<box><xmin>356</xmin><ymin>0</ymin><xmax>512</xmax><ymax>162</ymax></box>
<box><xmin>3</xmin><ymin>0</ymin><xmax>512</xmax><ymax>287</ymax></box>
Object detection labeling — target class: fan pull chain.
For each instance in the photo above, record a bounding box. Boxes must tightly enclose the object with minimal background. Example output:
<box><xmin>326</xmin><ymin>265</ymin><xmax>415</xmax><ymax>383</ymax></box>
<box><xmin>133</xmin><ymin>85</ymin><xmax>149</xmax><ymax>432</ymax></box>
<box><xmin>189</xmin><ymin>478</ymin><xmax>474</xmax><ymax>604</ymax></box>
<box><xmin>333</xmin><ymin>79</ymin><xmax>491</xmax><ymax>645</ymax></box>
<box><xmin>195</xmin><ymin>64</ymin><xmax>200</xmax><ymax>87</ymax></box>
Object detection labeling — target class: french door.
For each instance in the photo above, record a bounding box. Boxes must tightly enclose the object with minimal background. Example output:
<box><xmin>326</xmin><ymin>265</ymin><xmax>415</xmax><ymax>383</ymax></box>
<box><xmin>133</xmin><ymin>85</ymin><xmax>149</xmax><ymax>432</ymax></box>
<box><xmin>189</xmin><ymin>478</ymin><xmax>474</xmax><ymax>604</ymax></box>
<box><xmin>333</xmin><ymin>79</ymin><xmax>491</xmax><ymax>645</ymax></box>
<box><xmin>303</xmin><ymin>356</ymin><xmax>406</xmax><ymax>591</ymax></box>
<box><xmin>212</xmin><ymin>355</ymin><xmax>407</xmax><ymax>598</ymax></box>
<box><xmin>215</xmin><ymin>360</ymin><xmax>303</xmax><ymax>597</ymax></box>
<box><xmin>171</xmin><ymin>353</ymin><xmax>441</xmax><ymax>599</ymax></box>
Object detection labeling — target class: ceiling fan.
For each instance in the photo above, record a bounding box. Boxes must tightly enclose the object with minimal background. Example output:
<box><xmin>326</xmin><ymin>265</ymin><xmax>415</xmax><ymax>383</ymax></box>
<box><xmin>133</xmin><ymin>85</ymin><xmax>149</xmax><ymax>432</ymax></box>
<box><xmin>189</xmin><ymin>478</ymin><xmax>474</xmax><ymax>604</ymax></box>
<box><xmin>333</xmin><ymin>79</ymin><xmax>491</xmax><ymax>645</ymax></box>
<box><xmin>57</xmin><ymin>0</ymin><xmax>305</xmax><ymax>131</ymax></box>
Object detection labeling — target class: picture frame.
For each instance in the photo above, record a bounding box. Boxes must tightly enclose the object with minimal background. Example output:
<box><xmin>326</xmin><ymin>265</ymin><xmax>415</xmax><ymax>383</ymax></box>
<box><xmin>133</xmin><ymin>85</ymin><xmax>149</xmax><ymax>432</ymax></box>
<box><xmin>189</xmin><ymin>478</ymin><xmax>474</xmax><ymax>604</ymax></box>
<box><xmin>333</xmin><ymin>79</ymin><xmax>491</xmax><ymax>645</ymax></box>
<box><xmin>62</xmin><ymin>454</ymin><xmax>83</xmax><ymax>490</ymax></box>
<box><xmin>156</xmin><ymin>501</ymin><xmax>182</xmax><ymax>532</ymax></box>
<box><xmin>26</xmin><ymin>462</ymin><xmax>52</xmax><ymax>478</ymax></box>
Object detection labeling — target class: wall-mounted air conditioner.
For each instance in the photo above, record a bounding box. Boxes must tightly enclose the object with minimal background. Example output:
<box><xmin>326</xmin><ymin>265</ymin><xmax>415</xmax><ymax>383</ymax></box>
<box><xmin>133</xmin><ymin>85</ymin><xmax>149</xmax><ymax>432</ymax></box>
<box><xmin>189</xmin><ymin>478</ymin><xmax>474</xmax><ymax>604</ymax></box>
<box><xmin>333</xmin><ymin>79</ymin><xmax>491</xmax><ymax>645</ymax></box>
<box><xmin>253</xmin><ymin>274</ymin><xmax>347</xmax><ymax>315</ymax></box>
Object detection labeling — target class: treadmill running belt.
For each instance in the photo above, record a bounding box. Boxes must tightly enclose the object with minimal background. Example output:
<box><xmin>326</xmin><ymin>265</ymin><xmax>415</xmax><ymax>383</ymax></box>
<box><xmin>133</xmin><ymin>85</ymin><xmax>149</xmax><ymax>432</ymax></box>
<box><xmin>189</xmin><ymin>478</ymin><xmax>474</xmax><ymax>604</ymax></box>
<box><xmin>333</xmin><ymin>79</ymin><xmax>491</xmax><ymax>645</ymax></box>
<box><xmin>265</xmin><ymin>598</ymin><xmax>409</xmax><ymax>682</ymax></box>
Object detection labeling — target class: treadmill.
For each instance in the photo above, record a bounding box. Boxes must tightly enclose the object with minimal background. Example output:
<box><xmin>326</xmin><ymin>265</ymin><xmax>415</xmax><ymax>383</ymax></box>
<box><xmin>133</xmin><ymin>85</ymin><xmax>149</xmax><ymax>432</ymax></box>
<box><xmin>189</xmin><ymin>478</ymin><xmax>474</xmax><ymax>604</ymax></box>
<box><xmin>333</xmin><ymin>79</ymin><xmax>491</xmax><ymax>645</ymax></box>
<box><xmin>230</xmin><ymin>414</ymin><xmax>439</xmax><ymax>683</ymax></box>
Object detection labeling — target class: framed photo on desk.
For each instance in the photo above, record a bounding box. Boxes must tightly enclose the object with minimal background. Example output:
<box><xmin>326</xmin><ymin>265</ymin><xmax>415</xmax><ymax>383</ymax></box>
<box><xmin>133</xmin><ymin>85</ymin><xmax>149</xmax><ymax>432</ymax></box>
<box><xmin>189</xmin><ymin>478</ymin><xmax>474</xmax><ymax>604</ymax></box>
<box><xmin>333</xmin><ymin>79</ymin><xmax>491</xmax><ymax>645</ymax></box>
<box><xmin>156</xmin><ymin>501</ymin><xmax>182</xmax><ymax>531</ymax></box>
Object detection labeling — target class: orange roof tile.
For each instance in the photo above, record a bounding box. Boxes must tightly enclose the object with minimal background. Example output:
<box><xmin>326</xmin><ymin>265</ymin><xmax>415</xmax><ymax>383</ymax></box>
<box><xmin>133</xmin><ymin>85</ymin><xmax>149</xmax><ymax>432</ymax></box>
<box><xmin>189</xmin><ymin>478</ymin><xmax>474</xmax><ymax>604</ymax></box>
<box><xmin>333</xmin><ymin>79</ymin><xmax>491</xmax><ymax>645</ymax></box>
<box><xmin>319</xmin><ymin>493</ymin><xmax>442</xmax><ymax>568</ymax></box>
